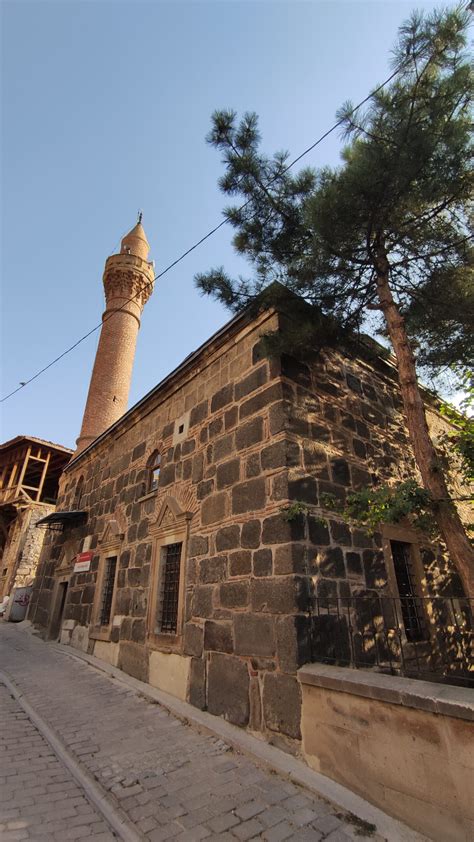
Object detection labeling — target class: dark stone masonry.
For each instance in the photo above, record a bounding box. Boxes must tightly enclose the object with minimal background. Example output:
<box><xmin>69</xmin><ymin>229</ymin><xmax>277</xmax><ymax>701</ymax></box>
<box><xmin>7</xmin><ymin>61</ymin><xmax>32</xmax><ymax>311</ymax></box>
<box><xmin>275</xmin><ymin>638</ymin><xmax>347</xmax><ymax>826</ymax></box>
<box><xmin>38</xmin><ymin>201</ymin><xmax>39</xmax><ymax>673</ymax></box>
<box><xmin>29</xmin><ymin>304</ymin><xmax>468</xmax><ymax>746</ymax></box>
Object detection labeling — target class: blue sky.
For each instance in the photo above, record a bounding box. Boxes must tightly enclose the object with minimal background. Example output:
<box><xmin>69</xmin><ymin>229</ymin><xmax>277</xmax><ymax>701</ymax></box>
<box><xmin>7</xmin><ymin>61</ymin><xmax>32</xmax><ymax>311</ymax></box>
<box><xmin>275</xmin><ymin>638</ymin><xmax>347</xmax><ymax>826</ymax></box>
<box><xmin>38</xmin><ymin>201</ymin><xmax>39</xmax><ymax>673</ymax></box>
<box><xmin>1</xmin><ymin>0</ymin><xmax>442</xmax><ymax>449</ymax></box>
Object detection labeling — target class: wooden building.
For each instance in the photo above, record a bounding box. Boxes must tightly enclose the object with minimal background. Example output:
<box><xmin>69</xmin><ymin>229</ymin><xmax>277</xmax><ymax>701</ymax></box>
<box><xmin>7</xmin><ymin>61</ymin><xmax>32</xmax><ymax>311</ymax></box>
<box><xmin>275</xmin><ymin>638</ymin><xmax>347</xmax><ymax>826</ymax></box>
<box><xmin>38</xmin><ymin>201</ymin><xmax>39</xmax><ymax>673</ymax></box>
<box><xmin>0</xmin><ymin>436</ymin><xmax>72</xmax><ymax>600</ymax></box>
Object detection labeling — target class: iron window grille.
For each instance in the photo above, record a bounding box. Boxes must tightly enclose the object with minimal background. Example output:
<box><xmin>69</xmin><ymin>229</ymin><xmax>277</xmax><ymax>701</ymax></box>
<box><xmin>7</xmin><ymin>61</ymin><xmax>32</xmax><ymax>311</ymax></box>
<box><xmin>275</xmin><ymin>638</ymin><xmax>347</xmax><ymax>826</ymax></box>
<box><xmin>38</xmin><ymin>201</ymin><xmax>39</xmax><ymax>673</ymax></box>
<box><xmin>390</xmin><ymin>540</ymin><xmax>426</xmax><ymax>641</ymax></box>
<box><xmin>157</xmin><ymin>542</ymin><xmax>182</xmax><ymax>634</ymax></box>
<box><xmin>99</xmin><ymin>556</ymin><xmax>117</xmax><ymax>626</ymax></box>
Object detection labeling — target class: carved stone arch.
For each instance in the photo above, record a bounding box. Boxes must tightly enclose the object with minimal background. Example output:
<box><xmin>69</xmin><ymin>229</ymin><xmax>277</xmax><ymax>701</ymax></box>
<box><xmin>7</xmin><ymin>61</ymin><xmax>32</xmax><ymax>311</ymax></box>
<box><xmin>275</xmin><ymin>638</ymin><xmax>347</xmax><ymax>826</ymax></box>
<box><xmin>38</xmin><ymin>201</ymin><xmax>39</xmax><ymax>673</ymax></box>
<box><xmin>143</xmin><ymin>440</ymin><xmax>165</xmax><ymax>469</ymax></box>
<box><xmin>98</xmin><ymin>518</ymin><xmax>124</xmax><ymax>547</ymax></box>
<box><xmin>150</xmin><ymin>494</ymin><xmax>193</xmax><ymax>534</ymax></box>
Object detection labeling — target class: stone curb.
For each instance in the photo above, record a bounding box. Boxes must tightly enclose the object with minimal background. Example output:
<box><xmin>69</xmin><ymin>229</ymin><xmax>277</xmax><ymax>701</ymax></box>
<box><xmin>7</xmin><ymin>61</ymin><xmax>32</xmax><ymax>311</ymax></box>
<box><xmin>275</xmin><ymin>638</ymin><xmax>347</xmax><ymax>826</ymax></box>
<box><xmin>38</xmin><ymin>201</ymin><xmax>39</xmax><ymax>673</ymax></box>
<box><xmin>0</xmin><ymin>666</ymin><xmax>145</xmax><ymax>842</ymax></box>
<box><xmin>51</xmin><ymin>641</ymin><xmax>428</xmax><ymax>842</ymax></box>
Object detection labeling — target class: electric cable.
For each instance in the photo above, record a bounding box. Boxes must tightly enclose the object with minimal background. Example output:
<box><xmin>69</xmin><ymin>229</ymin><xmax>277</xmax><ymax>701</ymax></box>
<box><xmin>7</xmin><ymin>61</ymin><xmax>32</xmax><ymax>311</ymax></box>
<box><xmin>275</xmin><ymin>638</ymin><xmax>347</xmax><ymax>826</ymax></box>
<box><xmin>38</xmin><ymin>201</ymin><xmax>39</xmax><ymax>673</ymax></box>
<box><xmin>1</xmin><ymin>64</ymin><xmax>403</xmax><ymax>403</ymax></box>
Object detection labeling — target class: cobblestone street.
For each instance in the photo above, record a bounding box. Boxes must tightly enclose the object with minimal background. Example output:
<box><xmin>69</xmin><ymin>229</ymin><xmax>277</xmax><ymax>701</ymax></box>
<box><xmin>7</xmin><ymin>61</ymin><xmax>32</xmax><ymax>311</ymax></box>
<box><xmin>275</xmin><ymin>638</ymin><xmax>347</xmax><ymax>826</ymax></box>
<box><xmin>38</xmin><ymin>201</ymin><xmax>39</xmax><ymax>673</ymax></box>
<box><xmin>0</xmin><ymin>624</ymin><xmax>388</xmax><ymax>842</ymax></box>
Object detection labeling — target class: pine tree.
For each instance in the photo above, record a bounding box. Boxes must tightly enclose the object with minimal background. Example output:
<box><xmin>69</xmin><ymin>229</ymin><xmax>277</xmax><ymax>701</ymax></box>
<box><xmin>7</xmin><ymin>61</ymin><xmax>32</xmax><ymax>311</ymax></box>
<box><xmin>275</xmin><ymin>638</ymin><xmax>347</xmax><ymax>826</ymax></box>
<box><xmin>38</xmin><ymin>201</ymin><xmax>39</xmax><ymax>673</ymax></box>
<box><xmin>196</xmin><ymin>6</ymin><xmax>474</xmax><ymax>595</ymax></box>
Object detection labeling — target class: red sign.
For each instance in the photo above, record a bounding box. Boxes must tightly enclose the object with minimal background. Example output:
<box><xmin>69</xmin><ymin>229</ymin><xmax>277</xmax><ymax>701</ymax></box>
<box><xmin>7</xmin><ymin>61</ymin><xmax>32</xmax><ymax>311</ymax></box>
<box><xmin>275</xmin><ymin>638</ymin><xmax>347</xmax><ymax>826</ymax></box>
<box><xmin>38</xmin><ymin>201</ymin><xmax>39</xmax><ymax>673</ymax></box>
<box><xmin>74</xmin><ymin>551</ymin><xmax>93</xmax><ymax>573</ymax></box>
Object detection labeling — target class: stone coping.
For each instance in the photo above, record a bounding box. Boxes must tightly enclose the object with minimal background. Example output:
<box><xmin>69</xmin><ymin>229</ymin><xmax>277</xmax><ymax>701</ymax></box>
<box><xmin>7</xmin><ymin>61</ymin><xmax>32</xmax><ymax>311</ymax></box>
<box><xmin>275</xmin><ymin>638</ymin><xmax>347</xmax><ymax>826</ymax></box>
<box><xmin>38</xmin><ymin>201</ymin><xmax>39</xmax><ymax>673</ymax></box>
<box><xmin>297</xmin><ymin>663</ymin><xmax>474</xmax><ymax>722</ymax></box>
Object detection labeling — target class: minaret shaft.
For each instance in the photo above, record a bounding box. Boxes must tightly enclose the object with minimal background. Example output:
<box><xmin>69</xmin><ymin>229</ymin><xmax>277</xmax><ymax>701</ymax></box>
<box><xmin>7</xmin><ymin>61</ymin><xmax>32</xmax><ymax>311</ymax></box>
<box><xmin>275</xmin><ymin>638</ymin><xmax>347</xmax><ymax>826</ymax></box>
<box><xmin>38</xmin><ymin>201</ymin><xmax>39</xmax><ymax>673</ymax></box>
<box><xmin>75</xmin><ymin>224</ymin><xmax>154</xmax><ymax>454</ymax></box>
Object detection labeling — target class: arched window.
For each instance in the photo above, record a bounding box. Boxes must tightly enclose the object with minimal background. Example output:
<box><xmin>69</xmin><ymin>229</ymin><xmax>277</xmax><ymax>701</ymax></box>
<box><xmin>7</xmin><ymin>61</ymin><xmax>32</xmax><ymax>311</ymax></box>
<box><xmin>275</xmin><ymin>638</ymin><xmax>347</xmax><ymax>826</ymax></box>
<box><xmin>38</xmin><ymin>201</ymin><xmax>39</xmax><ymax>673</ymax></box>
<box><xmin>74</xmin><ymin>476</ymin><xmax>84</xmax><ymax>509</ymax></box>
<box><xmin>146</xmin><ymin>451</ymin><xmax>161</xmax><ymax>494</ymax></box>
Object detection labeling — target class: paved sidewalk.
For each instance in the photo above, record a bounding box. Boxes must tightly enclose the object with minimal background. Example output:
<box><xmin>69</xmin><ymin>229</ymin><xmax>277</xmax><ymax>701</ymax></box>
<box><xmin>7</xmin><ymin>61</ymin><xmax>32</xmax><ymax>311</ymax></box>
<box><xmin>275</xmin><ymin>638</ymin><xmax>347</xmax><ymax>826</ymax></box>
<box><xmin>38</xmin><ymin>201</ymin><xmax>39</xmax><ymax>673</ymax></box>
<box><xmin>0</xmin><ymin>686</ymin><xmax>115</xmax><ymax>841</ymax></box>
<box><xmin>0</xmin><ymin>624</ymin><xmax>385</xmax><ymax>841</ymax></box>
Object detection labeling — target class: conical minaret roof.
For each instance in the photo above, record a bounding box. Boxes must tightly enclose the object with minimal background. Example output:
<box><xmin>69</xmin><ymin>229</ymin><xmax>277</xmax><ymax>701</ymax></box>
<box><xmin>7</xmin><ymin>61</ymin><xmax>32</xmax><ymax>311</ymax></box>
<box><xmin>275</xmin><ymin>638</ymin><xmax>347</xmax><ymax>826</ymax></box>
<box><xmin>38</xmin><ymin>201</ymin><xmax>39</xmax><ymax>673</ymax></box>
<box><xmin>120</xmin><ymin>215</ymin><xmax>150</xmax><ymax>261</ymax></box>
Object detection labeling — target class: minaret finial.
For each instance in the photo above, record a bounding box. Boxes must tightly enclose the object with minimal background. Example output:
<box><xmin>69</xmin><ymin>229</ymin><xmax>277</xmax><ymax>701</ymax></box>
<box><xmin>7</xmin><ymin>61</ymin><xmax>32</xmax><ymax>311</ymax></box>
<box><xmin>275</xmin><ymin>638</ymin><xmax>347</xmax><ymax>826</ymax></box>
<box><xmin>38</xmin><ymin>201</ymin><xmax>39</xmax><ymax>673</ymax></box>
<box><xmin>138</xmin><ymin>210</ymin><xmax>143</xmax><ymax>224</ymax></box>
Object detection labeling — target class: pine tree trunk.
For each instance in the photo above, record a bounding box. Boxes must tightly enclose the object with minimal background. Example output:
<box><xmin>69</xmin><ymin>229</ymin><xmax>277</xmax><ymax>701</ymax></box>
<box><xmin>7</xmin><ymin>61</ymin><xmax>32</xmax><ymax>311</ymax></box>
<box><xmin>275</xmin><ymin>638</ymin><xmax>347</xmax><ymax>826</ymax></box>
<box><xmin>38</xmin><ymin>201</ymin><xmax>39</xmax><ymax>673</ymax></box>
<box><xmin>375</xmin><ymin>251</ymin><xmax>474</xmax><ymax>598</ymax></box>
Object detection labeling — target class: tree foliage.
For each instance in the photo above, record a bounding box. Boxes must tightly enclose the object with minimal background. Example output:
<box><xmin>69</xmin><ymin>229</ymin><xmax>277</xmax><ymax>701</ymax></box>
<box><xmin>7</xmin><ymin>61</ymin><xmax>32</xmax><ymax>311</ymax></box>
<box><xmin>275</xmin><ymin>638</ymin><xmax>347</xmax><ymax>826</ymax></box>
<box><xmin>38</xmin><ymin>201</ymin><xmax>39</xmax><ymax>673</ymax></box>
<box><xmin>196</xmin><ymin>5</ymin><xmax>474</xmax><ymax>594</ymax></box>
<box><xmin>195</xmin><ymin>6</ymin><xmax>473</xmax><ymax>370</ymax></box>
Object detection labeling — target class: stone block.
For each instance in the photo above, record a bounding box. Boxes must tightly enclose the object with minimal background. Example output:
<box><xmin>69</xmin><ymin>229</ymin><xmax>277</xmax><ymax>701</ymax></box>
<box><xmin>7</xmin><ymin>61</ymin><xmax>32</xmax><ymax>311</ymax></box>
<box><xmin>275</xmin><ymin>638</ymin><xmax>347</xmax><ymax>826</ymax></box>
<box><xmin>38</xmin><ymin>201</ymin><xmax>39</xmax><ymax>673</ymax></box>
<box><xmin>268</xmin><ymin>400</ymin><xmax>291</xmax><ymax>435</ymax></box>
<box><xmin>197</xmin><ymin>479</ymin><xmax>214</xmax><ymax>500</ymax></box>
<box><xmin>213</xmin><ymin>434</ymin><xmax>234</xmax><ymax>463</ymax></box>
<box><xmin>276</xmin><ymin>615</ymin><xmax>311</xmax><ymax>672</ymax></box>
<box><xmin>204</xmin><ymin>620</ymin><xmax>234</xmax><ymax>653</ymax></box>
<box><xmin>308</xmin><ymin>516</ymin><xmax>330</xmax><ymax>546</ymax></box>
<box><xmin>363</xmin><ymin>550</ymin><xmax>388</xmax><ymax>589</ymax></box>
<box><xmin>201</xmin><ymin>492</ymin><xmax>228</xmax><ymax>525</ymax></box>
<box><xmin>263</xmin><ymin>439</ymin><xmax>300</xmax><ymax>471</ymax></box>
<box><xmin>93</xmin><ymin>640</ymin><xmax>120</xmax><ymax>666</ymax></box>
<box><xmin>234</xmin><ymin>614</ymin><xmax>275</xmax><ymax>657</ymax></box>
<box><xmin>192</xmin><ymin>453</ymin><xmax>204</xmax><ymax>484</ymax></box>
<box><xmin>252</xmin><ymin>548</ymin><xmax>273</xmax><ymax>577</ymax></box>
<box><xmin>216</xmin><ymin>458</ymin><xmax>240</xmax><ymax>489</ymax></box>
<box><xmin>251</xmin><ymin>577</ymin><xmax>300</xmax><ymax>614</ymax></box>
<box><xmin>229</xmin><ymin>550</ymin><xmax>252</xmax><ymax>577</ymax></box>
<box><xmin>149</xmin><ymin>651</ymin><xmax>191</xmax><ymax>701</ymax></box>
<box><xmin>346</xmin><ymin>551</ymin><xmax>363</xmax><ymax>577</ymax></box>
<box><xmin>288</xmin><ymin>476</ymin><xmax>317</xmax><ymax>504</ymax></box>
<box><xmin>199</xmin><ymin>555</ymin><xmax>227</xmax><ymax>584</ymax></box>
<box><xmin>262</xmin><ymin>514</ymin><xmax>305</xmax><ymax>544</ymax></box>
<box><xmin>220</xmin><ymin>580</ymin><xmax>249</xmax><ymax>608</ymax></box>
<box><xmin>346</xmin><ymin>372</ymin><xmax>362</xmax><ymax>393</ymax></box>
<box><xmin>263</xmin><ymin>673</ymin><xmax>302</xmax><ymax>739</ymax></box>
<box><xmin>280</xmin><ymin>354</ymin><xmax>311</xmax><ymax>388</ymax></box>
<box><xmin>216</xmin><ymin>525</ymin><xmax>240</xmax><ymax>551</ymax></box>
<box><xmin>190</xmin><ymin>400</ymin><xmax>208</xmax><ymax>427</ymax></box>
<box><xmin>211</xmin><ymin>384</ymin><xmax>234</xmax><ymax>412</ymax></box>
<box><xmin>330</xmin><ymin>459</ymin><xmax>351</xmax><ymax>486</ymax></box>
<box><xmin>274</xmin><ymin>543</ymin><xmax>307</xmax><ymax>575</ymax></box>
<box><xmin>188</xmin><ymin>657</ymin><xmax>206</xmax><ymax>710</ymax></box>
<box><xmin>232</xmin><ymin>478</ymin><xmax>266</xmax><ymax>515</ymax></box>
<box><xmin>351</xmin><ymin>466</ymin><xmax>371</xmax><ymax>489</ymax></box>
<box><xmin>132</xmin><ymin>441</ymin><xmax>146</xmax><ymax>461</ymax></box>
<box><xmin>127</xmin><ymin>567</ymin><xmax>142</xmax><ymax>587</ymax></box>
<box><xmin>318</xmin><ymin>547</ymin><xmax>345</xmax><ymax>578</ymax></box>
<box><xmin>353</xmin><ymin>439</ymin><xmax>367</xmax><ymax>459</ymax></box>
<box><xmin>239</xmin><ymin>383</ymin><xmax>284</xmax><ymax>420</ymax></box>
<box><xmin>241</xmin><ymin>519</ymin><xmax>261</xmax><ymax>548</ymax></box>
<box><xmin>182</xmin><ymin>438</ymin><xmax>196</xmax><ymax>456</ymax></box>
<box><xmin>192</xmin><ymin>586</ymin><xmax>214</xmax><ymax>619</ymax></box>
<box><xmin>207</xmin><ymin>653</ymin><xmax>250</xmax><ymax>726</ymax></box>
<box><xmin>235</xmin><ymin>417</ymin><xmax>264</xmax><ymax>451</ymax></box>
<box><xmin>183</xmin><ymin>622</ymin><xmax>204</xmax><ymax>657</ymax></box>
<box><xmin>225</xmin><ymin>405</ymin><xmax>238</xmax><ymax>430</ymax></box>
<box><xmin>189</xmin><ymin>535</ymin><xmax>209</xmax><ymax>557</ymax></box>
<box><xmin>246</xmin><ymin>452</ymin><xmax>261</xmax><ymax>478</ymax></box>
<box><xmin>159</xmin><ymin>463</ymin><xmax>175</xmax><ymax>488</ymax></box>
<box><xmin>318</xmin><ymin>480</ymin><xmax>346</xmax><ymax>506</ymax></box>
<box><xmin>235</xmin><ymin>364</ymin><xmax>268</xmax><ymax>400</ymax></box>
<box><xmin>249</xmin><ymin>675</ymin><xmax>263</xmax><ymax>732</ymax></box>
<box><xmin>131</xmin><ymin>618</ymin><xmax>146</xmax><ymax>642</ymax></box>
<box><xmin>119</xmin><ymin>641</ymin><xmax>149</xmax><ymax>683</ymax></box>
<box><xmin>329</xmin><ymin>519</ymin><xmax>352</xmax><ymax>546</ymax></box>
<box><xmin>209</xmin><ymin>417</ymin><xmax>223</xmax><ymax>439</ymax></box>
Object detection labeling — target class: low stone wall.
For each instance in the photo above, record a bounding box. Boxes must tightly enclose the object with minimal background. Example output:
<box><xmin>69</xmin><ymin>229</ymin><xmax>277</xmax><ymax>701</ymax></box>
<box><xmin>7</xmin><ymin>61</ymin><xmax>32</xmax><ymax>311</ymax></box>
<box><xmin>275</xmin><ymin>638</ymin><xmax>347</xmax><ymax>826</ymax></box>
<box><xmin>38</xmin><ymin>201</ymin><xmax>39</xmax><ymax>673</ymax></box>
<box><xmin>298</xmin><ymin>664</ymin><xmax>474</xmax><ymax>842</ymax></box>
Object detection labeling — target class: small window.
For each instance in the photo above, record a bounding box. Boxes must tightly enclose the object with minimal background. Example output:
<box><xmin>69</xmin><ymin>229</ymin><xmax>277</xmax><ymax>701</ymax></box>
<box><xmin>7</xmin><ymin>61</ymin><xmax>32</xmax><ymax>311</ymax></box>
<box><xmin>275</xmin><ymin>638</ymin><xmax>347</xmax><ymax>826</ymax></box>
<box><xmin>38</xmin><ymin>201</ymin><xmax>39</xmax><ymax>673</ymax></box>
<box><xmin>157</xmin><ymin>542</ymin><xmax>182</xmax><ymax>634</ymax></box>
<box><xmin>146</xmin><ymin>451</ymin><xmax>161</xmax><ymax>494</ymax></box>
<box><xmin>99</xmin><ymin>556</ymin><xmax>117</xmax><ymax>626</ymax></box>
<box><xmin>390</xmin><ymin>541</ymin><xmax>426</xmax><ymax>642</ymax></box>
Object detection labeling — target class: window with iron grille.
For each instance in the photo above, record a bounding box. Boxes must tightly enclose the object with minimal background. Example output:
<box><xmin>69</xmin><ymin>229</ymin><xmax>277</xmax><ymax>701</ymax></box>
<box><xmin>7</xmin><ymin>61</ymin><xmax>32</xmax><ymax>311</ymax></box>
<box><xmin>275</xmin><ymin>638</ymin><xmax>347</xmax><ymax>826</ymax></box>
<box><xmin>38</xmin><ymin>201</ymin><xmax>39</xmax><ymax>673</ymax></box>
<box><xmin>99</xmin><ymin>556</ymin><xmax>117</xmax><ymax>626</ymax></box>
<box><xmin>390</xmin><ymin>541</ymin><xmax>426</xmax><ymax>641</ymax></box>
<box><xmin>157</xmin><ymin>542</ymin><xmax>182</xmax><ymax>634</ymax></box>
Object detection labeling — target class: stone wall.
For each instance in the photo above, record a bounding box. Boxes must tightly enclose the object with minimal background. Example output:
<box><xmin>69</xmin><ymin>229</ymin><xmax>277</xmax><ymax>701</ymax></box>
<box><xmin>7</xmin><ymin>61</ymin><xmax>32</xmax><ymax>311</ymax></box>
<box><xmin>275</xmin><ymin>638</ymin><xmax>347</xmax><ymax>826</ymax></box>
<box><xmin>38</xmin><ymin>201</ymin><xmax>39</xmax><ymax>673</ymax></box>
<box><xmin>0</xmin><ymin>503</ymin><xmax>53</xmax><ymax>598</ymax></box>
<box><xmin>299</xmin><ymin>663</ymin><xmax>474</xmax><ymax>842</ymax></box>
<box><xmin>29</xmin><ymin>306</ymin><xmax>468</xmax><ymax>742</ymax></box>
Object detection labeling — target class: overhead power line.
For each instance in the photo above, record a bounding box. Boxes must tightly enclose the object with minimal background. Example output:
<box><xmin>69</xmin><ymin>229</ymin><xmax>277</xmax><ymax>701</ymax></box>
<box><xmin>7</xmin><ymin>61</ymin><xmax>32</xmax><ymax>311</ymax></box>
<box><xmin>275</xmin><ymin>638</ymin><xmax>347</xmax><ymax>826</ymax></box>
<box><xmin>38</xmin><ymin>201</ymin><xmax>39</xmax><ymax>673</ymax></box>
<box><xmin>2</xmin><ymin>64</ymin><xmax>402</xmax><ymax>404</ymax></box>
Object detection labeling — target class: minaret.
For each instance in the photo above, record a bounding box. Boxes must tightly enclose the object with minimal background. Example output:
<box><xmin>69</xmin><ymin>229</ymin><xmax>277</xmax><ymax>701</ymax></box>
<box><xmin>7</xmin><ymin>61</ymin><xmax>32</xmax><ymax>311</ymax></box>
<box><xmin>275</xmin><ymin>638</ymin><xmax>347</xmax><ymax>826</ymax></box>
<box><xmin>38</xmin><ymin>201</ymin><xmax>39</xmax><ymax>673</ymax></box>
<box><xmin>75</xmin><ymin>216</ymin><xmax>155</xmax><ymax>453</ymax></box>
